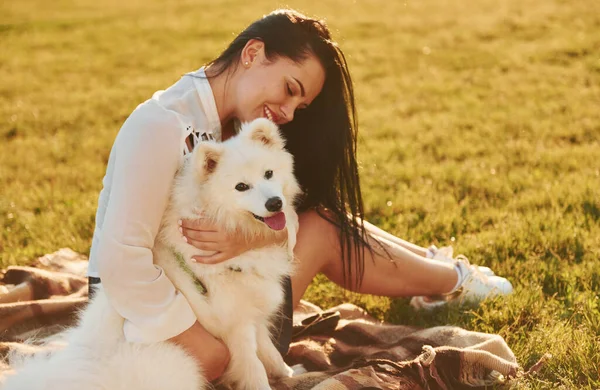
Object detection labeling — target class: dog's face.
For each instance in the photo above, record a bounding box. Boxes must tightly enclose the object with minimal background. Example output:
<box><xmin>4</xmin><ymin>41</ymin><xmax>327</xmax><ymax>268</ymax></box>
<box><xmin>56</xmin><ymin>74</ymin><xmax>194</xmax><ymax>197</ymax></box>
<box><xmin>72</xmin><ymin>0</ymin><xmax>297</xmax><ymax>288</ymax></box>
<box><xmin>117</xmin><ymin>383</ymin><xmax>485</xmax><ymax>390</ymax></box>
<box><xmin>191</xmin><ymin>118</ymin><xmax>300</xmax><ymax>234</ymax></box>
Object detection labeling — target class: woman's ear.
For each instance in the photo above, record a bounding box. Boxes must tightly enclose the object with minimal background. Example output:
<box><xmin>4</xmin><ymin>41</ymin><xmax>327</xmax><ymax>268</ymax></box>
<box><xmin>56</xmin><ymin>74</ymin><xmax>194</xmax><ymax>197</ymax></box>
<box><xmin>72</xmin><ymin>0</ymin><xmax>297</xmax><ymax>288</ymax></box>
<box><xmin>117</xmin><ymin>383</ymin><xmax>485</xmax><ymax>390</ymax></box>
<box><xmin>240</xmin><ymin>39</ymin><xmax>265</xmax><ymax>67</ymax></box>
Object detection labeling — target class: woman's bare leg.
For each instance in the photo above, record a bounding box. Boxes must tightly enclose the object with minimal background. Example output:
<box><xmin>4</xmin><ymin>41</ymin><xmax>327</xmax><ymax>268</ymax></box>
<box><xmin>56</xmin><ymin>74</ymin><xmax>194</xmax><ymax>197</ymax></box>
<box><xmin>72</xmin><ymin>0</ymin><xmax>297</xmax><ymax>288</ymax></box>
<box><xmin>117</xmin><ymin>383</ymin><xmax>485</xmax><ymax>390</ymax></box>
<box><xmin>362</xmin><ymin>220</ymin><xmax>428</xmax><ymax>257</ymax></box>
<box><xmin>291</xmin><ymin>210</ymin><xmax>458</xmax><ymax>308</ymax></box>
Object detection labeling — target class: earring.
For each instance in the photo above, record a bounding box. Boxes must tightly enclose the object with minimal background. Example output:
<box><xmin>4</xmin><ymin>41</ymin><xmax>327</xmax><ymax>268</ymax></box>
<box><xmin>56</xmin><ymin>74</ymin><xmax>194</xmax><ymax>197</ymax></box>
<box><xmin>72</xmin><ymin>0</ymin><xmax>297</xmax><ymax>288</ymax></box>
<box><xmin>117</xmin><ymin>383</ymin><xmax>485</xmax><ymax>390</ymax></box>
<box><xmin>244</xmin><ymin>61</ymin><xmax>250</xmax><ymax>67</ymax></box>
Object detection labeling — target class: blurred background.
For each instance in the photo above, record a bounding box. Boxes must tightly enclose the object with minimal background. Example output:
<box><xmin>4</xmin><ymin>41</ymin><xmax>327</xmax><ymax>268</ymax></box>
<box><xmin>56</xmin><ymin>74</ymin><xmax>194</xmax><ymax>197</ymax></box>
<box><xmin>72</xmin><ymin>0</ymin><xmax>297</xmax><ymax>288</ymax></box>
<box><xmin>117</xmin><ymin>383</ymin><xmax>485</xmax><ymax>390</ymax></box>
<box><xmin>1</xmin><ymin>0</ymin><xmax>599</xmax><ymax>387</ymax></box>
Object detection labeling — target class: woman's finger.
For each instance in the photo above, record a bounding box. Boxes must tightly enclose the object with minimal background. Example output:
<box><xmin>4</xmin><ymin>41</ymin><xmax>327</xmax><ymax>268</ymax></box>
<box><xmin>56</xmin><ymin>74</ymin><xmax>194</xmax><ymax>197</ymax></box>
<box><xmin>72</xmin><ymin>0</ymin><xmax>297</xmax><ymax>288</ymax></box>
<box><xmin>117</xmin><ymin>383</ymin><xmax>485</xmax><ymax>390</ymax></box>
<box><xmin>192</xmin><ymin>252</ymin><xmax>231</xmax><ymax>265</ymax></box>
<box><xmin>180</xmin><ymin>218</ymin><xmax>218</xmax><ymax>232</ymax></box>
<box><xmin>185</xmin><ymin>238</ymin><xmax>221</xmax><ymax>252</ymax></box>
<box><xmin>181</xmin><ymin>228</ymin><xmax>220</xmax><ymax>242</ymax></box>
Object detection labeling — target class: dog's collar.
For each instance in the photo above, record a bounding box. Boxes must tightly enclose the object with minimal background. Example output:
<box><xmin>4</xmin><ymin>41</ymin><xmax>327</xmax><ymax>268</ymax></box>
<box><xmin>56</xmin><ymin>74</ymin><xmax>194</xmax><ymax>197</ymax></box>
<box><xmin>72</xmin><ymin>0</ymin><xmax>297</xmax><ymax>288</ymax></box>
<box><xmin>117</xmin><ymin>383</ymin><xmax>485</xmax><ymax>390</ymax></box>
<box><xmin>171</xmin><ymin>248</ymin><xmax>208</xmax><ymax>295</ymax></box>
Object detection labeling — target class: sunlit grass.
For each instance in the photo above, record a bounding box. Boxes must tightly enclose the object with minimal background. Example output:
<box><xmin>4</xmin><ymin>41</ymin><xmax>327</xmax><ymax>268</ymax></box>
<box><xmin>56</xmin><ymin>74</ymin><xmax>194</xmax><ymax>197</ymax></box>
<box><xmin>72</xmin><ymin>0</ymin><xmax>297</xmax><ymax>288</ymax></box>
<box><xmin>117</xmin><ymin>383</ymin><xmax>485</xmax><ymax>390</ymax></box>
<box><xmin>1</xmin><ymin>0</ymin><xmax>599</xmax><ymax>387</ymax></box>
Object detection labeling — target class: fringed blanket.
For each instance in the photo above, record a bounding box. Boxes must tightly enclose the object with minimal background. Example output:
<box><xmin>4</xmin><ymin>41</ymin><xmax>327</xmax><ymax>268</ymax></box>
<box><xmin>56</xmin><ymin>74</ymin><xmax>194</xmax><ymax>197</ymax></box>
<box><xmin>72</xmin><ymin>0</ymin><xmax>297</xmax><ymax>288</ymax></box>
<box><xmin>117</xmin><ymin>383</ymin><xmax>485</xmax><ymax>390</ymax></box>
<box><xmin>0</xmin><ymin>249</ymin><xmax>527</xmax><ymax>389</ymax></box>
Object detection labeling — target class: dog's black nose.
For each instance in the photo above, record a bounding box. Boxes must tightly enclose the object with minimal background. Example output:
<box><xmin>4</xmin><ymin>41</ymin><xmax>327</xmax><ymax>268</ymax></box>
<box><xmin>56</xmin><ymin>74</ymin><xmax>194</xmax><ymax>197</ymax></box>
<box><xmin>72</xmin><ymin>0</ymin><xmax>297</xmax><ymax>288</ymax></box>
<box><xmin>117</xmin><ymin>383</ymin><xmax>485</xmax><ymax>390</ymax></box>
<box><xmin>265</xmin><ymin>197</ymin><xmax>283</xmax><ymax>212</ymax></box>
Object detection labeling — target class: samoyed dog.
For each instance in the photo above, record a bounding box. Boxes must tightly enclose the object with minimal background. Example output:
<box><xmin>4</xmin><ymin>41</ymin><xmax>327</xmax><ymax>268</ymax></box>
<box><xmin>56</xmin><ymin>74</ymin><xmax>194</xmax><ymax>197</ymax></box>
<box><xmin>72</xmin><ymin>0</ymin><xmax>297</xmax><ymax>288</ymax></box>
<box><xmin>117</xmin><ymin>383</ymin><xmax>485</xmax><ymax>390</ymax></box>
<box><xmin>2</xmin><ymin>118</ymin><xmax>300</xmax><ymax>390</ymax></box>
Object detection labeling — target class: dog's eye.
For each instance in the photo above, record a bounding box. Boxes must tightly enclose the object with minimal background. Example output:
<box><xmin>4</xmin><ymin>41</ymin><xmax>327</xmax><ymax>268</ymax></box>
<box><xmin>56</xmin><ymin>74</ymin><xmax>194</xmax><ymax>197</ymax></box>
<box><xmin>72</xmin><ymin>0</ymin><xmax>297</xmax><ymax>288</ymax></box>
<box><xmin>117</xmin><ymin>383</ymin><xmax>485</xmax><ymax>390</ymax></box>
<box><xmin>264</xmin><ymin>170</ymin><xmax>273</xmax><ymax>179</ymax></box>
<box><xmin>235</xmin><ymin>183</ymin><xmax>250</xmax><ymax>192</ymax></box>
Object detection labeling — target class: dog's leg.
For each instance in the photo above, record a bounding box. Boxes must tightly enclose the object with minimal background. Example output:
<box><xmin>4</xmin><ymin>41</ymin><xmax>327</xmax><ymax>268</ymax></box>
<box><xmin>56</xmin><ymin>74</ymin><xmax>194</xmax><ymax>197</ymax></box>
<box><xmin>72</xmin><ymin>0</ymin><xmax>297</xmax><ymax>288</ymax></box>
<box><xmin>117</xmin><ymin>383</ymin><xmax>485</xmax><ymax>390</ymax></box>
<box><xmin>256</xmin><ymin>324</ymin><xmax>293</xmax><ymax>379</ymax></box>
<box><xmin>222</xmin><ymin>324</ymin><xmax>271</xmax><ymax>390</ymax></box>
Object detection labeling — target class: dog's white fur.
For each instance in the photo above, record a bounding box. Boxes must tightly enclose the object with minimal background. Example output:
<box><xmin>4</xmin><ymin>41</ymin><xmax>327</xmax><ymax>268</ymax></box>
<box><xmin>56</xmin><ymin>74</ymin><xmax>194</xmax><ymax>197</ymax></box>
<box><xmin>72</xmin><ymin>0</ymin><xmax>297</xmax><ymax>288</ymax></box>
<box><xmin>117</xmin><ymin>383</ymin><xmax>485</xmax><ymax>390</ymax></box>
<box><xmin>2</xmin><ymin>118</ymin><xmax>301</xmax><ymax>390</ymax></box>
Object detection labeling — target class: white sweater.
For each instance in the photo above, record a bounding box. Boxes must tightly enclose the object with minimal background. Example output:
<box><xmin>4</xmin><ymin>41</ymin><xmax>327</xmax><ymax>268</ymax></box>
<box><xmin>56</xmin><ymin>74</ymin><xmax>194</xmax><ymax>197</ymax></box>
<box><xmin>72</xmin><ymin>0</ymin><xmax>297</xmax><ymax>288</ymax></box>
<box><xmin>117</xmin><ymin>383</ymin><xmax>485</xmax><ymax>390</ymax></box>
<box><xmin>88</xmin><ymin>68</ymin><xmax>222</xmax><ymax>343</ymax></box>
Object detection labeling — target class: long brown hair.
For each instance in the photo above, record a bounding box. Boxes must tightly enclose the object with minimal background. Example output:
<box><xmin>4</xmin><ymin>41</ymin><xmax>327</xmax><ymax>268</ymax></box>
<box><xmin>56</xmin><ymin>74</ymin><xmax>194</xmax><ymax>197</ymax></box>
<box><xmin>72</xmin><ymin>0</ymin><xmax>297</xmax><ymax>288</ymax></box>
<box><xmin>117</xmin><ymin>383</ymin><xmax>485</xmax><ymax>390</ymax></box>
<box><xmin>207</xmin><ymin>9</ymin><xmax>370</xmax><ymax>290</ymax></box>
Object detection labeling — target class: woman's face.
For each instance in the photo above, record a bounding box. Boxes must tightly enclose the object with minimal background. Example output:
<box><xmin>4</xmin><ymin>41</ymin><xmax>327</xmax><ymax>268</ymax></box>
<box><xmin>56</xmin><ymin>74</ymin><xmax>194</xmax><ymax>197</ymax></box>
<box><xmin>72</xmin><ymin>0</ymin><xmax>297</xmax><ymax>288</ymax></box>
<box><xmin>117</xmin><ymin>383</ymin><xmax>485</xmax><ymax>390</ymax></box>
<box><xmin>234</xmin><ymin>40</ymin><xmax>326</xmax><ymax>126</ymax></box>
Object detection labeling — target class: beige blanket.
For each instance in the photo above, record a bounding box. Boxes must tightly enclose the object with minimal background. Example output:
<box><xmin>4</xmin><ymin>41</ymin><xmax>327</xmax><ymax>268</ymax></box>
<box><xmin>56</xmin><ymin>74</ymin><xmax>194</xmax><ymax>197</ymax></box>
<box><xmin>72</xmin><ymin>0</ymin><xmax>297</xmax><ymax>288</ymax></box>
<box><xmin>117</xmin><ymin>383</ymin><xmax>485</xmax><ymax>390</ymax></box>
<box><xmin>1</xmin><ymin>249</ymin><xmax>534</xmax><ymax>389</ymax></box>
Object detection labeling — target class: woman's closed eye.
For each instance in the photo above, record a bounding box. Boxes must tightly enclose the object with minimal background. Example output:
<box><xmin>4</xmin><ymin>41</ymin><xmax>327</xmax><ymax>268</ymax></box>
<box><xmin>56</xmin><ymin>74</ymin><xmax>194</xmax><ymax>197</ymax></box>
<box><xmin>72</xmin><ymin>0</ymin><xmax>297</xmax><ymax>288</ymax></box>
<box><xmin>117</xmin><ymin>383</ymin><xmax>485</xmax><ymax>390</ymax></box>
<box><xmin>286</xmin><ymin>83</ymin><xmax>309</xmax><ymax>110</ymax></box>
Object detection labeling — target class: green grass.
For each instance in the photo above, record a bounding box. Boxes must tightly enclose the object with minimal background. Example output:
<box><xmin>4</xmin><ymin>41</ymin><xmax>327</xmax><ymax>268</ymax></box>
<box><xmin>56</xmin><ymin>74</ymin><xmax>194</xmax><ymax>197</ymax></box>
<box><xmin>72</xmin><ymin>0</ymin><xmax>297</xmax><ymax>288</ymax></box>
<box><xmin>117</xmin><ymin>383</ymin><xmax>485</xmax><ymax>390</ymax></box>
<box><xmin>1</xmin><ymin>0</ymin><xmax>599</xmax><ymax>387</ymax></box>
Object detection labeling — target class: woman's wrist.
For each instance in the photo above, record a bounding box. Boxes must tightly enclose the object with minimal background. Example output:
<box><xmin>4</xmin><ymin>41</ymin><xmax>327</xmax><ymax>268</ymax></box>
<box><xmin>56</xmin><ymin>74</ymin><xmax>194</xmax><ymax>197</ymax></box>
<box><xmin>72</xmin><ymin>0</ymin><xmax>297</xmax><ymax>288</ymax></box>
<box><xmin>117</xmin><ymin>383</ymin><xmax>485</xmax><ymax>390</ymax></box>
<box><xmin>255</xmin><ymin>228</ymin><xmax>287</xmax><ymax>248</ymax></box>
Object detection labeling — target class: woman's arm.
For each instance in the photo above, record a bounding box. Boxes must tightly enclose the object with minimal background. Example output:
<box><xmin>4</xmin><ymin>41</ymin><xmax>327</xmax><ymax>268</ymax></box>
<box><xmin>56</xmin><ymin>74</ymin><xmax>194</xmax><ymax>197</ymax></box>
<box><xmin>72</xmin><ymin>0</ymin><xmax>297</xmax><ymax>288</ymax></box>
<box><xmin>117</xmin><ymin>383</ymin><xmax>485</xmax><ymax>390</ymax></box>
<box><xmin>97</xmin><ymin>100</ymin><xmax>197</xmax><ymax>342</ymax></box>
<box><xmin>179</xmin><ymin>218</ymin><xmax>288</xmax><ymax>264</ymax></box>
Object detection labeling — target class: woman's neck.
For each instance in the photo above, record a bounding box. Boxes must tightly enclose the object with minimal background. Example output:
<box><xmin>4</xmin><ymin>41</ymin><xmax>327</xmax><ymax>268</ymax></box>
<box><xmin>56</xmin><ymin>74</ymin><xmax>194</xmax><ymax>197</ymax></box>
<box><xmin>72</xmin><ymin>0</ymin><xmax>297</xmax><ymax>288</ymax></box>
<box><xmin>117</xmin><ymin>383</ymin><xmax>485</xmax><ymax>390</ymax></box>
<box><xmin>206</xmin><ymin>64</ymin><xmax>238</xmax><ymax>134</ymax></box>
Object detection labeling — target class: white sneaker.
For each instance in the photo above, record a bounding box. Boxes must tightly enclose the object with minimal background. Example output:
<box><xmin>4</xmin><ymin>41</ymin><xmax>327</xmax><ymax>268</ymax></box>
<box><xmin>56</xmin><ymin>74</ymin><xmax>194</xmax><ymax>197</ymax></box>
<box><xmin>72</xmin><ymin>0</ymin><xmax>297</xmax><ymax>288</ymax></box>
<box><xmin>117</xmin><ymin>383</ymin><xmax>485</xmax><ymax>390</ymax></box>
<box><xmin>410</xmin><ymin>254</ymin><xmax>513</xmax><ymax>311</ymax></box>
<box><xmin>426</xmin><ymin>245</ymin><xmax>495</xmax><ymax>276</ymax></box>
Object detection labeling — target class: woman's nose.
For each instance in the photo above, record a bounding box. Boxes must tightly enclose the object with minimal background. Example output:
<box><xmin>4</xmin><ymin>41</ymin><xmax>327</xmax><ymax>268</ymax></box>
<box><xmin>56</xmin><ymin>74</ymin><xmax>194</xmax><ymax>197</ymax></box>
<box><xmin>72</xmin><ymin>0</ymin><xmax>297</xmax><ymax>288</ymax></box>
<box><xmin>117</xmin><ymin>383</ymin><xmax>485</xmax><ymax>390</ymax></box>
<box><xmin>280</xmin><ymin>104</ymin><xmax>296</xmax><ymax>123</ymax></box>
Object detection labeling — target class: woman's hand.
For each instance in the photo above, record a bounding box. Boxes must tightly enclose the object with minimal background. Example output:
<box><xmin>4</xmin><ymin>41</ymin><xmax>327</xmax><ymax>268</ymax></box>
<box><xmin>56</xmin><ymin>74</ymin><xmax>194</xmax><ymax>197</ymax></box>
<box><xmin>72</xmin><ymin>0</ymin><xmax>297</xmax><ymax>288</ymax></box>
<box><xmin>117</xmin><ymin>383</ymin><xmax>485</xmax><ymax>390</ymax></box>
<box><xmin>179</xmin><ymin>218</ymin><xmax>286</xmax><ymax>264</ymax></box>
<box><xmin>168</xmin><ymin>321</ymin><xmax>230</xmax><ymax>381</ymax></box>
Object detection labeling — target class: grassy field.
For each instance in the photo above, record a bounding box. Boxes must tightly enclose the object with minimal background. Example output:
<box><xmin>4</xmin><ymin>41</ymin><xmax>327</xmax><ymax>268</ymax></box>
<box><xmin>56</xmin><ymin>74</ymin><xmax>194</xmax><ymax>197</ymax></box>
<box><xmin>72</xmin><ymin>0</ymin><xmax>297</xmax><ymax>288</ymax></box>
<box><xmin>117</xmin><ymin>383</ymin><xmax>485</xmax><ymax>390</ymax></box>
<box><xmin>1</xmin><ymin>0</ymin><xmax>599</xmax><ymax>387</ymax></box>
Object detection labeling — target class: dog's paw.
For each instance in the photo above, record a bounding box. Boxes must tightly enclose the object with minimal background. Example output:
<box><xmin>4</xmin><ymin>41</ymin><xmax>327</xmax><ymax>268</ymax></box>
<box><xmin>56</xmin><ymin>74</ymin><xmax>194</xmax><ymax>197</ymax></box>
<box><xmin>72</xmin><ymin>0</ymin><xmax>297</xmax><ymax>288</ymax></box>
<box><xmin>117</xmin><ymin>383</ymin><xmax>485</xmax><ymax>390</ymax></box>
<box><xmin>290</xmin><ymin>363</ymin><xmax>307</xmax><ymax>376</ymax></box>
<box><xmin>237</xmin><ymin>381</ymin><xmax>271</xmax><ymax>390</ymax></box>
<box><xmin>272</xmin><ymin>363</ymin><xmax>294</xmax><ymax>379</ymax></box>
<box><xmin>283</xmin><ymin>364</ymin><xmax>295</xmax><ymax>378</ymax></box>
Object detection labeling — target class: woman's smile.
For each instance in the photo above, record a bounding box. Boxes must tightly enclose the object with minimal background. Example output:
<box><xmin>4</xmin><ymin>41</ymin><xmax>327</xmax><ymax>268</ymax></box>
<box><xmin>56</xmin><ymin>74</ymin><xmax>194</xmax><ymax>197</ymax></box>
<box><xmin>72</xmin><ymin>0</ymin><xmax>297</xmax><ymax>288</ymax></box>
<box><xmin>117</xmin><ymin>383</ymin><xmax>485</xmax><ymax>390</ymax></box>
<box><xmin>264</xmin><ymin>105</ymin><xmax>280</xmax><ymax>123</ymax></box>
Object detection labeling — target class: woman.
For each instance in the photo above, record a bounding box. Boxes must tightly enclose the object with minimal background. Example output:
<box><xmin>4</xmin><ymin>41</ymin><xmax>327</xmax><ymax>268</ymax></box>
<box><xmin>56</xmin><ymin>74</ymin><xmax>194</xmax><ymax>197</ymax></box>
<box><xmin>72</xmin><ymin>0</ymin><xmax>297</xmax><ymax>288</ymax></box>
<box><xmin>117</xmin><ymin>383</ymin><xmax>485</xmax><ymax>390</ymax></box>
<box><xmin>88</xmin><ymin>9</ymin><xmax>512</xmax><ymax>380</ymax></box>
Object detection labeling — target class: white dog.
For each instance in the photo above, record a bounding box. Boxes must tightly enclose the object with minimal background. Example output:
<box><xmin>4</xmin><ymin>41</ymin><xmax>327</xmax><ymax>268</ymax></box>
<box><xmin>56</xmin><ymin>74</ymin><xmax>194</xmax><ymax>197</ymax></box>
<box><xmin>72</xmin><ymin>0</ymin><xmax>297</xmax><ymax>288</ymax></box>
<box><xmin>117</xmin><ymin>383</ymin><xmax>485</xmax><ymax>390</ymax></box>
<box><xmin>2</xmin><ymin>118</ymin><xmax>301</xmax><ymax>390</ymax></box>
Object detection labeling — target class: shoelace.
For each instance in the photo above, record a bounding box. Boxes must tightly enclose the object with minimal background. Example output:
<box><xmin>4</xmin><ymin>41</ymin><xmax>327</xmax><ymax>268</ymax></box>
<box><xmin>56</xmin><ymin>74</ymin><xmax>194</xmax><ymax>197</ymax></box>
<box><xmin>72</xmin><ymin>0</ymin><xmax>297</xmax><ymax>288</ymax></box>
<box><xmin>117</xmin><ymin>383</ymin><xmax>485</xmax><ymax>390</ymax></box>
<box><xmin>421</xmin><ymin>253</ymin><xmax>489</xmax><ymax>303</ymax></box>
<box><xmin>456</xmin><ymin>254</ymin><xmax>490</xmax><ymax>283</ymax></box>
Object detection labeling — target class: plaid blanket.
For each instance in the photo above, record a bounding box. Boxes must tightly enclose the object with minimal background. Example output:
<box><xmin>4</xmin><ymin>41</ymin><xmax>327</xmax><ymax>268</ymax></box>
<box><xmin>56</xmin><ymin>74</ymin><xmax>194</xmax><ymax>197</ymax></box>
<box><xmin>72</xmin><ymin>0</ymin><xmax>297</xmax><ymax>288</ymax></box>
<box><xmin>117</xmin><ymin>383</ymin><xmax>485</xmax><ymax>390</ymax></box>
<box><xmin>0</xmin><ymin>248</ymin><xmax>529</xmax><ymax>389</ymax></box>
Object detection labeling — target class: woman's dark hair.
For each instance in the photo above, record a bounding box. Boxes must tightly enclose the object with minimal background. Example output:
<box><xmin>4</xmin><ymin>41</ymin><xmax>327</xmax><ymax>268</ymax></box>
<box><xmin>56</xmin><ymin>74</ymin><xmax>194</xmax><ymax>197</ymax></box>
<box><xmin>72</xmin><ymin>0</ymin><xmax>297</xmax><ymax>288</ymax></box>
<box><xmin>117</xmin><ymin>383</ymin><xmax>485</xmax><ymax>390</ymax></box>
<box><xmin>207</xmin><ymin>9</ymin><xmax>371</xmax><ymax>290</ymax></box>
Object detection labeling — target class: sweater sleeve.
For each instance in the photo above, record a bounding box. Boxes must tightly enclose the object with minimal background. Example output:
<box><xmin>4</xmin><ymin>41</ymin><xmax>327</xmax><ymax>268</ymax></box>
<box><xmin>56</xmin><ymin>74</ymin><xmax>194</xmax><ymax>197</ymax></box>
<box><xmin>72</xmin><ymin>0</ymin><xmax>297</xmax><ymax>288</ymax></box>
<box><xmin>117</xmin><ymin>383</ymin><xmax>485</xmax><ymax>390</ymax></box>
<box><xmin>97</xmin><ymin>100</ymin><xmax>197</xmax><ymax>343</ymax></box>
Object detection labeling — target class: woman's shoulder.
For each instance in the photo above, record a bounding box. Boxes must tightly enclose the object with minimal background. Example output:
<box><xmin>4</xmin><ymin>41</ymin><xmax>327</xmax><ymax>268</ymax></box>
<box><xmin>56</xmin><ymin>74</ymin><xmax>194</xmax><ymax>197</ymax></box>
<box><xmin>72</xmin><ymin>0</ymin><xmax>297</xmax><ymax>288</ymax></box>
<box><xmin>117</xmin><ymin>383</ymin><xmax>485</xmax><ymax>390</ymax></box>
<box><xmin>129</xmin><ymin>97</ymin><xmax>182</xmax><ymax>126</ymax></box>
<box><xmin>114</xmin><ymin>69</ymin><xmax>216</xmax><ymax>155</ymax></box>
<box><xmin>120</xmin><ymin>99</ymin><xmax>183</xmax><ymax>139</ymax></box>
<box><xmin>110</xmin><ymin>98</ymin><xmax>187</xmax><ymax>162</ymax></box>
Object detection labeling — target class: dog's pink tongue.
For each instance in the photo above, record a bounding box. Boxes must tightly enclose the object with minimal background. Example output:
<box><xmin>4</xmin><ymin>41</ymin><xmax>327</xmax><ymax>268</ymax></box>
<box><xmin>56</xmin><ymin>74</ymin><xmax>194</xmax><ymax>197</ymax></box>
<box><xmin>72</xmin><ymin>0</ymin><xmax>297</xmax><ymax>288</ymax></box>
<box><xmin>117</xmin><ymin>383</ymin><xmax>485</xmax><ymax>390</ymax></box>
<box><xmin>264</xmin><ymin>212</ymin><xmax>286</xmax><ymax>230</ymax></box>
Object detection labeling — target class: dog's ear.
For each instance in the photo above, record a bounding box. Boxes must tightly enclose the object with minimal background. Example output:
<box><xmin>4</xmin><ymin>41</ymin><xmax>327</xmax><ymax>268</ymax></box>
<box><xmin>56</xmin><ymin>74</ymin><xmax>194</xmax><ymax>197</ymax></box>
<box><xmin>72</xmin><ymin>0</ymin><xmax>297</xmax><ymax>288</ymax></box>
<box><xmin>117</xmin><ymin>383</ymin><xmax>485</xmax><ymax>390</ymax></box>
<box><xmin>240</xmin><ymin>118</ymin><xmax>285</xmax><ymax>150</ymax></box>
<box><xmin>193</xmin><ymin>141</ymin><xmax>223</xmax><ymax>181</ymax></box>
